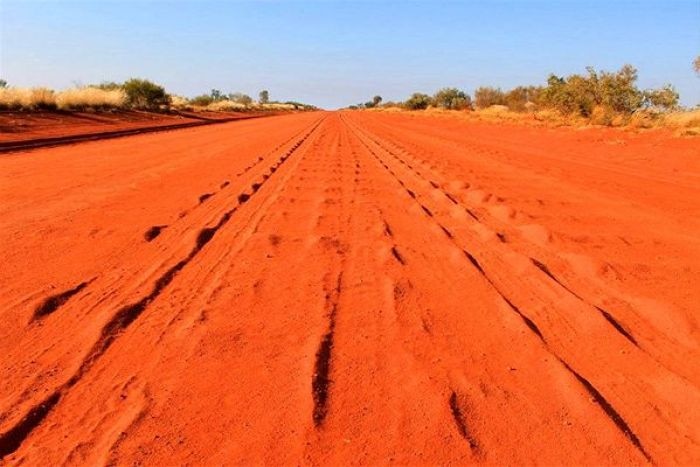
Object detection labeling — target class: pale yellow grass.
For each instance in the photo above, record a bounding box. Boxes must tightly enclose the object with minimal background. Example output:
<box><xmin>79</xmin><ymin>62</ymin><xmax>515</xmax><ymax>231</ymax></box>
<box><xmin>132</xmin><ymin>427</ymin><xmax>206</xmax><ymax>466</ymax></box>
<box><xmin>261</xmin><ymin>103</ymin><xmax>296</xmax><ymax>110</ymax></box>
<box><xmin>661</xmin><ymin>109</ymin><xmax>700</xmax><ymax>135</ymax></box>
<box><xmin>55</xmin><ymin>88</ymin><xmax>126</xmax><ymax>110</ymax></box>
<box><xmin>0</xmin><ymin>86</ymin><xmax>126</xmax><ymax>110</ymax></box>
<box><xmin>206</xmin><ymin>100</ymin><xmax>249</xmax><ymax>111</ymax></box>
<box><xmin>170</xmin><ymin>95</ymin><xmax>192</xmax><ymax>110</ymax></box>
<box><xmin>0</xmin><ymin>87</ymin><xmax>56</xmax><ymax>109</ymax></box>
<box><xmin>201</xmin><ymin>102</ymin><xmax>298</xmax><ymax>112</ymax></box>
<box><xmin>368</xmin><ymin>106</ymin><xmax>404</xmax><ymax>112</ymax></box>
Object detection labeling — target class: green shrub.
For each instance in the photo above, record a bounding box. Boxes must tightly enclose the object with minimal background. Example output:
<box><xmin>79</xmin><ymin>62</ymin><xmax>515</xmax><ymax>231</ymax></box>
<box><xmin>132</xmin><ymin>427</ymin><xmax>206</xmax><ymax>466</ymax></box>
<box><xmin>433</xmin><ymin>88</ymin><xmax>471</xmax><ymax>110</ymax></box>
<box><xmin>189</xmin><ymin>94</ymin><xmax>214</xmax><ymax>106</ymax></box>
<box><xmin>539</xmin><ymin>72</ymin><xmax>595</xmax><ymax>116</ymax></box>
<box><xmin>229</xmin><ymin>92</ymin><xmax>253</xmax><ymax>105</ymax></box>
<box><xmin>403</xmin><ymin>92</ymin><xmax>432</xmax><ymax>110</ymax></box>
<box><xmin>538</xmin><ymin>65</ymin><xmax>647</xmax><ymax>117</ymax></box>
<box><xmin>596</xmin><ymin>65</ymin><xmax>643</xmax><ymax>114</ymax></box>
<box><xmin>643</xmin><ymin>84</ymin><xmax>679</xmax><ymax>110</ymax></box>
<box><xmin>361</xmin><ymin>95</ymin><xmax>383</xmax><ymax>109</ymax></box>
<box><xmin>122</xmin><ymin>78</ymin><xmax>170</xmax><ymax>110</ymax></box>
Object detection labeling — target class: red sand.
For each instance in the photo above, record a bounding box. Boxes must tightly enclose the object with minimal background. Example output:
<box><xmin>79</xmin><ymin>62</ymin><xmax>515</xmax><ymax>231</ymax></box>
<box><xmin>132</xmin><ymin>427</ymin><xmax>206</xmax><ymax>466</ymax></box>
<box><xmin>0</xmin><ymin>109</ymin><xmax>267</xmax><ymax>144</ymax></box>
<box><xmin>0</xmin><ymin>111</ymin><xmax>698</xmax><ymax>464</ymax></box>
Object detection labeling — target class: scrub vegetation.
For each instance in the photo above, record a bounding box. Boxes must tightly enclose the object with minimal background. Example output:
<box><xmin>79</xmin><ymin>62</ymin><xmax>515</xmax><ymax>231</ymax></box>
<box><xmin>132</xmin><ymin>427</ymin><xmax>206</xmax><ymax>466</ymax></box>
<box><xmin>354</xmin><ymin>61</ymin><xmax>699</xmax><ymax>133</ymax></box>
<box><xmin>0</xmin><ymin>78</ymin><xmax>316</xmax><ymax>112</ymax></box>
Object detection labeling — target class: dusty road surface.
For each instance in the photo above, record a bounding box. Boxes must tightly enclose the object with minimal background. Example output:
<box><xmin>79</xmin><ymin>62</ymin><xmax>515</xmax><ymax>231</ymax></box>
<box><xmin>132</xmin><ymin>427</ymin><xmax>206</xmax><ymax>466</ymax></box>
<box><xmin>1</xmin><ymin>111</ymin><xmax>699</xmax><ymax>465</ymax></box>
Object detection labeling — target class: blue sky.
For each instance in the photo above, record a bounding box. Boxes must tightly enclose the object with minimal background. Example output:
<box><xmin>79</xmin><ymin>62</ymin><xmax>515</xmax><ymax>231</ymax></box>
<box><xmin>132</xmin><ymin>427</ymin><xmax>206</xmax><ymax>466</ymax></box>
<box><xmin>1</xmin><ymin>0</ymin><xmax>698</xmax><ymax>109</ymax></box>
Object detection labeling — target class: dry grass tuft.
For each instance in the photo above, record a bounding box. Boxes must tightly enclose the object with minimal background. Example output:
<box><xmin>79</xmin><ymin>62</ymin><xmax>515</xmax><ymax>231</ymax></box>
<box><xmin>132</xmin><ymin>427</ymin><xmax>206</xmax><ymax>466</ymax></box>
<box><xmin>55</xmin><ymin>88</ymin><xmax>126</xmax><ymax>110</ymax></box>
<box><xmin>261</xmin><ymin>103</ymin><xmax>296</xmax><ymax>111</ymax></box>
<box><xmin>0</xmin><ymin>86</ymin><xmax>126</xmax><ymax>110</ymax></box>
<box><xmin>170</xmin><ymin>95</ymin><xmax>192</xmax><ymax>110</ymax></box>
<box><xmin>660</xmin><ymin>109</ymin><xmax>700</xmax><ymax>136</ymax></box>
<box><xmin>206</xmin><ymin>100</ymin><xmax>248</xmax><ymax>112</ymax></box>
<box><xmin>0</xmin><ymin>87</ymin><xmax>56</xmax><ymax>109</ymax></box>
<box><xmin>663</xmin><ymin>109</ymin><xmax>700</xmax><ymax>127</ymax></box>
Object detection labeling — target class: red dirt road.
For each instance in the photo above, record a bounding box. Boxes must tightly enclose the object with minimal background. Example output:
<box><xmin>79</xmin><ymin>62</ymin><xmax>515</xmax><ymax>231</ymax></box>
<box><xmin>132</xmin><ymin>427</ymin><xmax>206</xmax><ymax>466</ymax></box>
<box><xmin>0</xmin><ymin>111</ymin><xmax>699</xmax><ymax>464</ymax></box>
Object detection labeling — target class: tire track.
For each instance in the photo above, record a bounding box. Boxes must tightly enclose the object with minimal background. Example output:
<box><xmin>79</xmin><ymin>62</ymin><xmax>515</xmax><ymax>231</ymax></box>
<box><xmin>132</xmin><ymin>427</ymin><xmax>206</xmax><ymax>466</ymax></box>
<box><xmin>312</xmin><ymin>273</ymin><xmax>343</xmax><ymax>426</ymax></box>
<box><xmin>345</xmin><ymin>117</ymin><xmax>546</xmax><ymax>344</ymax></box>
<box><xmin>343</xmin><ymin>125</ymin><xmax>489</xmax><ymax>460</ymax></box>
<box><xmin>348</xmin><ymin>115</ymin><xmax>644</xmax><ymax>349</ymax></box>
<box><xmin>144</xmin><ymin>121</ymin><xmax>318</xmax><ymax>243</ymax></box>
<box><xmin>26</xmin><ymin>119</ymin><xmax>322</xmax><ymax>332</ymax></box>
<box><xmin>343</xmin><ymin>116</ymin><xmax>653</xmax><ymax>462</ymax></box>
<box><xmin>530</xmin><ymin>257</ymin><xmax>639</xmax><ymax>346</ymax></box>
<box><xmin>350</xmin><ymin>115</ymin><xmax>699</xmax><ymax>407</ymax></box>
<box><xmin>32</xmin><ymin>281</ymin><xmax>91</xmax><ymax>321</ymax></box>
<box><xmin>558</xmin><ymin>359</ymin><xmax>651</xmax><ymax>461</ymax></box>
<box><xmin>305</xmin><ymin>119</ymin><xmax>361</xmax><ymax>434</ymax></box>
<box><xmin>449</xmin><ymin>391</ymin><xmax>480</xmax><ymax>452</ymax></box>
<box><xmin>348</xmin><ymin>116</ymin><xmax>649</xmax><ymax>349</ymax></box>
<box><xmin>151</xmin><ymin>117</ymin><xmax>333</xmax><ymax>345</ymax></box>
<box><xmin>0</xmin><ymin>117</ymin><xmax>326</xmax><ymax>461</ymax></box>
<box><xmin>144</xmin><ymin>225</ymin><xmax>167</xmax><ymax>242</ymax></box>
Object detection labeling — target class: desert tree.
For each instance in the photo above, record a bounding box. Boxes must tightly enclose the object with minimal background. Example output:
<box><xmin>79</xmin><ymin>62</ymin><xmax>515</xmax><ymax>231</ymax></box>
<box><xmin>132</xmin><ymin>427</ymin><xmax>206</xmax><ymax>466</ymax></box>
<box><xmin>229</xmin><ymin>92</ymin><xmax>253</xmax><ymax>105</ymax></box>
<box><xmin>694</xmin><ymin>56</ymin><xmax>700</xmax><ymax>75</ymax></box>
<box><xmin>259</xmin><ymin>90</ymin><xmax>269</xmax><ymax>104</ymax></box>
<box><xmin>537</xmin><ymin>65</ymin><xmax>646</xmax><ymax>117</ymax></box>
<box><xmin>474</xmin><ymin>87</ymin><xmax>505</xmax><ymax>109</ymax></box>
<box><xmin>504</xmin><ymin>86</ymin><xmax>542</xmax><ymax>111</ymax></box>
<box><xmin>0</xmin><ymin>79</ymin><xmax>7</xmax><ymax>88</ymax></box>
<box><xmin>595</xmin><ymin>65</ymin><xmax>643</xmax><ymax>114</ymax></box>
<box><xmin>433</xmin><ymin>88</ymin><xmax>471</xmax><ymax>110</ymax></box>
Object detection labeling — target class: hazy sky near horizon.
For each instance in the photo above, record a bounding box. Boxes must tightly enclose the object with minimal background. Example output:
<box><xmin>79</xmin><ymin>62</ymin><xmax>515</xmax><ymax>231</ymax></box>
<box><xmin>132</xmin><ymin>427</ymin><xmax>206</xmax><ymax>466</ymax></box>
<box><xmin>1</xmin><ymin>0</ymin><xmax>698</xmax><ymax>109</ymax></box>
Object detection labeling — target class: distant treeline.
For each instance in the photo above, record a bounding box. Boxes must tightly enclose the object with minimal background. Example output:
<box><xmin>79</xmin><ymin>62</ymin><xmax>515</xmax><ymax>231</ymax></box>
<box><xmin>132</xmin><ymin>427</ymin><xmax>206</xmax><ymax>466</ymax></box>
<box><xmin>352</xmin><ymin>63</ymin><xmax>697</xmax><ymax>120</ymax></box>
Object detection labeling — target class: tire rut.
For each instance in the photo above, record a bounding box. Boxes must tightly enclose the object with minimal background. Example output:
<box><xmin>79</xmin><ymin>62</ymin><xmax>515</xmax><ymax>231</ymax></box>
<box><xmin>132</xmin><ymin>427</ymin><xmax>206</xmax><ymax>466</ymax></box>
<box><xmin>558</xmin><ymin>359</ymin><xmax>651</xmax><ymax>462</ymax></box>
<box><xmin>144</xmin><ymin>225</ymin><xmax>167</xmax><ymax>242</ymax></box>
<box><xmin>348</xmin><ymin>117</ymin><xmax>648</xmax><ymax>348</ymax></box>
<box><xmin>32</xmin><ymin>281</ymin><xmax>91</xmax><ymax>321</ymax></box>
<box><xmin>449</xmin><ymin>391</ymin><xmax>480</xmax><ymax>452</ymax></box>
<box><xmin>529</xmin><ymin>257</ymin><xmax>639</xmax><ymax>346</ymax></box>
<box><xmin>143</xmin><ymin>121</ymin><xmax>317</xmax><ymax>244</ymax></box>
<box><xmin>344</xmin><ymin>116</ymin><xmax>653</xmax><ymax>462</ymax></box>
<box><xmin>0</xmin><ymin>117</ymin><xmax>326</xmax><ymax>461</ymax></box>
<box><xmin>312</xmin><ymin>273</ymin><xmax>343</xmax><ymax>427</ymax></box>
<box><xmin>349</xmin><ymin>116</ymin><xmax>647</xmax><ymax>353</ymax></box>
